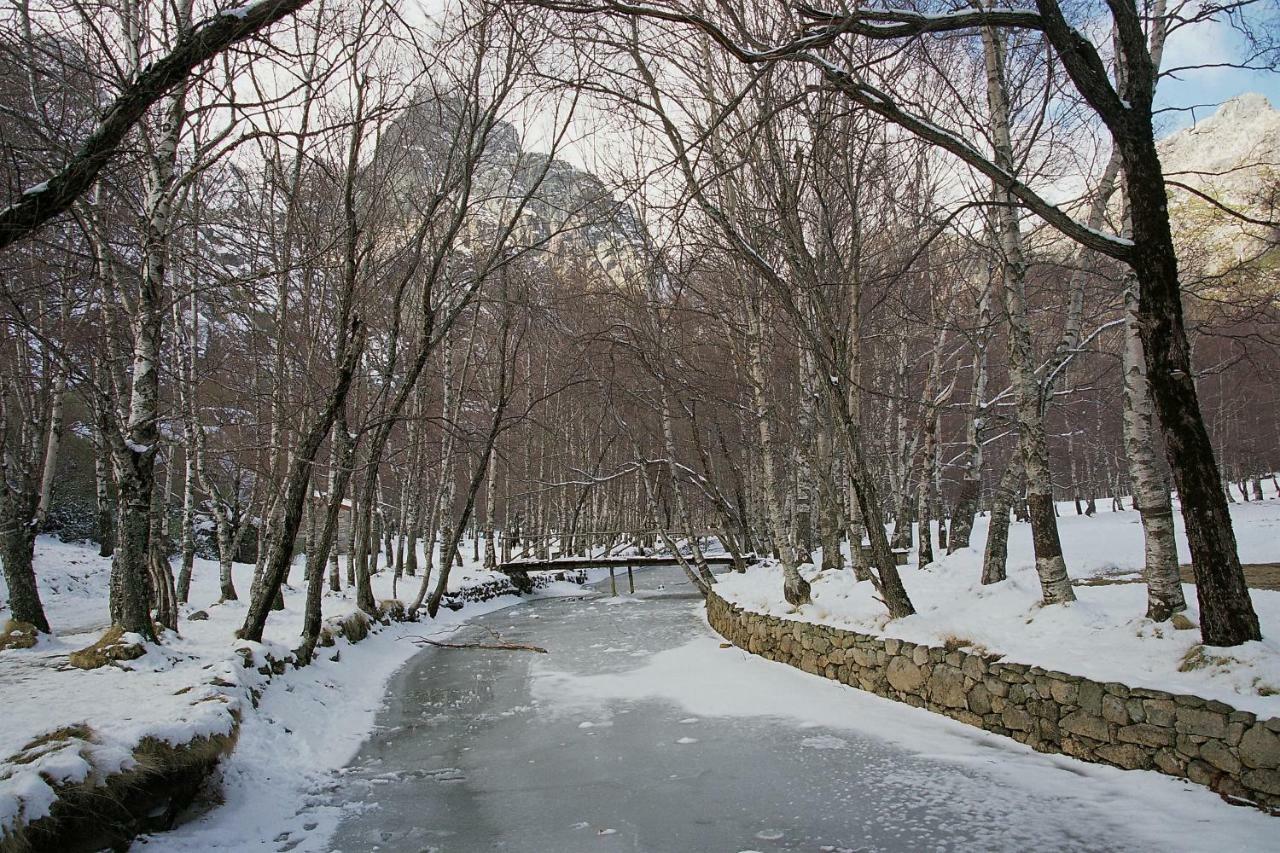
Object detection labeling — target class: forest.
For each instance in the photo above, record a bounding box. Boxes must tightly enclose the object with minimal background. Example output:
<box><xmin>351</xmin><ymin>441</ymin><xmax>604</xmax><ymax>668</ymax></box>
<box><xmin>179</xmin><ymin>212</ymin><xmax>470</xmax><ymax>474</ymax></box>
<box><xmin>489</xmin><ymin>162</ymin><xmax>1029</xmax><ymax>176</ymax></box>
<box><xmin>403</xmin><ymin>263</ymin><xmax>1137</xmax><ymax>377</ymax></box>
<box><xmin>1</xmin><ymin>0</ymin><xmax>1279</xmax><ymax>846</ymax></box>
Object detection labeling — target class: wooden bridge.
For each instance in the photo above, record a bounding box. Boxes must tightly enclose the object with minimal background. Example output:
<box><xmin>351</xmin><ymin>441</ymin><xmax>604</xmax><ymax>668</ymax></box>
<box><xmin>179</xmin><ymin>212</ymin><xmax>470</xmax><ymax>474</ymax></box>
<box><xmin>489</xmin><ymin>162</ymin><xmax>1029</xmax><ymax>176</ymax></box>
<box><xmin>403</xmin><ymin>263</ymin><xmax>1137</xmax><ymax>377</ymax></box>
<box><xmin>497</xmin><ymin>554</ymin><xmax>736</xmax><ymax>595</ymax></box>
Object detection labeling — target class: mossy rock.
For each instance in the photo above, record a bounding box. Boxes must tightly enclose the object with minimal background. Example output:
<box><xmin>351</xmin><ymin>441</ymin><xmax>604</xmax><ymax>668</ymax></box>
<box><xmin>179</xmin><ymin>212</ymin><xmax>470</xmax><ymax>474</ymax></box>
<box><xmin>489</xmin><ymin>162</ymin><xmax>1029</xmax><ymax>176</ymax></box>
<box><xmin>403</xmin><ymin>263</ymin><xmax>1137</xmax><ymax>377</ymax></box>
<box><xmin>378</xmin><ymin>599</ymin><xmax>407</xmax><ymax>623</ymax></box>
<box><xmin>68</xmin><ymin>626</ymin><xmax>146</xmax><ymax>670</ymax></box>
<box><xmin>0</xmin><ymin>619</ymin><xmax>39</xmax><ymax>651</ymax></box>
<box><xmin>339</xmin><ymin>611</ymin><xmax>371</xmax><ymax>643</ymax></box>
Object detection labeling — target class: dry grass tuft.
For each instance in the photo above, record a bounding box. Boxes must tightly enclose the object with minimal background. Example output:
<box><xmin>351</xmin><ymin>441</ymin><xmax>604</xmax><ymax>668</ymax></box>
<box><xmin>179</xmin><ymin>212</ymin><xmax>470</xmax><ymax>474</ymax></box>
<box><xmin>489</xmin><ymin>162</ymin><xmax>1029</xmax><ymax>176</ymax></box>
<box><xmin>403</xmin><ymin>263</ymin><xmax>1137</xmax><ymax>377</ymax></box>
<box><xmin>0</xmin><ymin>620</ymin><xmax>38</xmax><ymax>652</ymax></box>
<box><xmin>1178</xmin><ymin>645</ymin><xmax>1237</xmax><ymax>673</ymax></box>
<box><xmin>0</xmin><ymin>725</ymin><xmax>238</xmax><ymax>853</ymax></box>
<box><xmin>67</xmin><ymin>627</ymin><xmax>145</xmax><ymax>670</ymax></box>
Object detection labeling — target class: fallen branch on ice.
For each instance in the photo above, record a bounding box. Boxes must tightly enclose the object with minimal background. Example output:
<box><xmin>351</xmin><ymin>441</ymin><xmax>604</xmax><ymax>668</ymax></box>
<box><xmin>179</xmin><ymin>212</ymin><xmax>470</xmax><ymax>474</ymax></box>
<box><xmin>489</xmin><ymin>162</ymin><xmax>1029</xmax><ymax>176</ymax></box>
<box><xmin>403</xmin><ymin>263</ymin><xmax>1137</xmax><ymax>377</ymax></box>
<box><xmin>403</xmin><ymin>626</ymin><xmax>548</xmax><ymax>654</ymax></box>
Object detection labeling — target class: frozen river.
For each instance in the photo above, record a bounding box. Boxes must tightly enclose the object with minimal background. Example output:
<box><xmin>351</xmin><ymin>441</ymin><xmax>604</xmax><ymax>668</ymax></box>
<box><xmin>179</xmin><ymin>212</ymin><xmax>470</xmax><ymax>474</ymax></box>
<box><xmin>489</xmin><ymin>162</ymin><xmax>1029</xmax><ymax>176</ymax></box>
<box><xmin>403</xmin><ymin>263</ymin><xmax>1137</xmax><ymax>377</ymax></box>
<box><xmin>327</xmin><ymin>565</ymin><xmax>1262</xmax><ymax>852</ymax></box>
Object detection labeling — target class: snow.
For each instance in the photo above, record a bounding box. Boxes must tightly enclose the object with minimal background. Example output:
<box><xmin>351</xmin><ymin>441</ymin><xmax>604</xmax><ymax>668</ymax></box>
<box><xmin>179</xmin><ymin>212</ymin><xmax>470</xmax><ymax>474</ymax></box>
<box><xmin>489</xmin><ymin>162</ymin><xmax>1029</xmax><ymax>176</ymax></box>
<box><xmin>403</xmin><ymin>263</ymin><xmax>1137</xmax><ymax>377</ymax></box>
<box><xmin>715</xmin><ymin>498</ymin><xmax>1280</xmax><ymax>716</ymax></box>
<box><xmin>0</xmin><ymin>536</ymin><xmax>602</xmax><ymax>841</ymax></box>
<box><xmin>529</xmin><ymin>631</ymin><xmax>1279</xmax><ymax>848</ymax></box>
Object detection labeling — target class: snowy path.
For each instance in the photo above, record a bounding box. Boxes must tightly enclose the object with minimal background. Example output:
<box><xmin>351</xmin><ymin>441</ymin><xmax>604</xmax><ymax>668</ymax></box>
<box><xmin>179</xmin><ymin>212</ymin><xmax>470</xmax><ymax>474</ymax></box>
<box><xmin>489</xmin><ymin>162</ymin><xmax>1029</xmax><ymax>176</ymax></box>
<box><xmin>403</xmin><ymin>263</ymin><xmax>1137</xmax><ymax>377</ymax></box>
<box><xmin>321</xmin><ymin>566</ymin><xmax>1275</xmax><ymax>852</ymax></box>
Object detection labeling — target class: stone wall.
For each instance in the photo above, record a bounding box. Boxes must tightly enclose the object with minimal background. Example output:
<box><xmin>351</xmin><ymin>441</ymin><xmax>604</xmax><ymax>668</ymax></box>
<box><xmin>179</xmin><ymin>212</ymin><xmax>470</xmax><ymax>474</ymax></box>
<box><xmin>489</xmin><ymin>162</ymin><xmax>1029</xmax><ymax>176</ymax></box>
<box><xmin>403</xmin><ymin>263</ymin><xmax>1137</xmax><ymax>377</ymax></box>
<box><xmin>707</xmin><ymin>591</ymin><xmax>1280</xmax><ymax>812</ymax></box>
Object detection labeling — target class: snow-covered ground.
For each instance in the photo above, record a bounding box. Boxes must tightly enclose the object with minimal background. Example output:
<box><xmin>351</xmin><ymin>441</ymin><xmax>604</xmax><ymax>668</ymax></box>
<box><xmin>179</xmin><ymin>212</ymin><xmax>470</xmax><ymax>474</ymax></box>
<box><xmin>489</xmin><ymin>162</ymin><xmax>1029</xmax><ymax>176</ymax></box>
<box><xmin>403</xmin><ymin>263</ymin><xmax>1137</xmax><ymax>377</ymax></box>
<box><xmin>716</xmin><ymin>499</ymin><xmax>1280</xmax><ymax>717</ymax></box>
<box><xmin>0</xmin><ymin>536</ymin><xmax>599</xmax><ymax>843</ymax></box>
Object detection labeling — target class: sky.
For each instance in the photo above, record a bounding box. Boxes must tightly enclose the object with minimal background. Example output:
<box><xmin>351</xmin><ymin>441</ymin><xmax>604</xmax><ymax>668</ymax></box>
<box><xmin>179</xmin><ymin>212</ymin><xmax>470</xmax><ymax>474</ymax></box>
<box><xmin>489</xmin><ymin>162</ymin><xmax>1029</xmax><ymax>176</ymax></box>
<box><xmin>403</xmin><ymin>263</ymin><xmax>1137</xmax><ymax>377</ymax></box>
<box><xmin>1152</xmin><ymin>4</ymin><xmax>1279</xmax><ymax>136</ymax></box>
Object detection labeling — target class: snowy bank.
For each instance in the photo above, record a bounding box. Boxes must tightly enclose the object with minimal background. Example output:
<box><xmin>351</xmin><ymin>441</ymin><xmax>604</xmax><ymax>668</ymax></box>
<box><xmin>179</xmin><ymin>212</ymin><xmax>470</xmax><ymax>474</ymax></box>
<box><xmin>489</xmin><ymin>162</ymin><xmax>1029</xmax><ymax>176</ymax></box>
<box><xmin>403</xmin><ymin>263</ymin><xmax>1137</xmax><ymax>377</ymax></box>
<box><xmin>716</xmin><ymin>501</ymin><xmax>1280</xmax><ymax>717</ymax></box>
<box><xmin>0</xmin><ymin>537</ymin><xmax>598</xmax><ymax>850</ymax></box>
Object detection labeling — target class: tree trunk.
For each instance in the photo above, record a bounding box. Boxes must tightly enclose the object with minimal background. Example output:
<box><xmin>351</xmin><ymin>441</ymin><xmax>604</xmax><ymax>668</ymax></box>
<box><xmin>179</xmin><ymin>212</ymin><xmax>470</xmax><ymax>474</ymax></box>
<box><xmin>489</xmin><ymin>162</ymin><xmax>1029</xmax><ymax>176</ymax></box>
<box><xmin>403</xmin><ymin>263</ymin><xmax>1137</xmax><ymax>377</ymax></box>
<box><xmin>483</xmin><ymin>449</ymin><xmax>499</xmax><ymax>569</ymax></box>
<box><xmin>1118</xmin><ymin>113</ymin><xmax>1261</xmax><ymax>644</ymax></box>
<box><xmin>93</xmin><ymin>423</ymin><xmax>114</xmax><ymax>558</ymax></box>
<box><xmin>239</xmin><ymin>324</ymin><xmax>365</xmax><ymax>643</ymax></box>
<box><xmin>1120</xmin><ymin>281</ymin><xmax>1187</xmax><ymax>621</ymax></box>
<box><xmin>982</xmin><ymin>22</ymin><xmax>1073</xmax><ymax>605</ymax></box>
<box><xmin>982</xmin><ymin>459</ymin><xmax>1023</xmax><ymax>585</ymax></box>
<box><xmin>299</xmin><ymin>415</ymin><xmax>356</xmax><ymax>663</ymax></box>
<box><xmin>33</xmin><ymin>368</ymin><xmax>66</xmax><ymax>532</ymax></box>
<box><xmin>175</xmin><ymin>446</ymin><xmax>197</xmax><ymax>604</ymax></box>
<box><xmin>0</xmin><ymin>495</ymin><xmax>49</xmax><ymax>632</ymax></box>
<box><xmin>746</xmin><ymin>298</ymin><xmax>809</xmax><ymax>606</ymax></box>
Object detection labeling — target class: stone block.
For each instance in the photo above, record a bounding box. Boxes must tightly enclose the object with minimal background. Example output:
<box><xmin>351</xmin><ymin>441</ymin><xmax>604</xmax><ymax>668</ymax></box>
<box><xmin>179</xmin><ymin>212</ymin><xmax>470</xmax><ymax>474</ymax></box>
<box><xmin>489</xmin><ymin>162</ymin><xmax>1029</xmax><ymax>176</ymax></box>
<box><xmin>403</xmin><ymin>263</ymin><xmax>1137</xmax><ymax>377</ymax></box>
<box><xmin>1095</xmin><ymin>743</ymin><xmax>1150</xmax><ymax>770</ymax></box>
<box><xmin>1175</xmin><ymin>706</ymin><xmax>1228</xmax><ymax>739</ymax></box>
<box><xmin>886</xmin><ymin>656</ymin><xmax>926</xmax><ymax>694</ymax></box>
<box><xmin>1060</xmin><ymin>710</ymin><xmax>1109</xmax><ymax>741</ymax></box>
<box><xmin>1049</xmin><ymin>679</ymin><xmax>1078</xmax><ymax>706</ymax></box>
<box><xmin>1117</xmin><ymin>723</ymin><xmax>1173</xmax><ymax>748</ymax></box>
<box><xmin>999</xmin><ymin>665</ymin><xmax>1028</xmax><ymax>683</ymax></box>
<box><xmin>968</xmin><ymin>684</ymin><xmax>991</xmax><ymax>716</ymax></box>
<box><xmin>1102</xmin><ymin>694</ymin><xmax>1129</xmax><ymax>725</ymax></box>
<box><xmin>961</xmin><ymin>655</ymin><xmax>986</xmax><ymax>681</ymax></box>
<box><xmin>1242</xmin><ymin>767</ymin><xmax>1280</xmax><ymax>796</ymax></box>
<box><xmin>1077</xmin><ymin>680</ymin><xmax>1104</xmax><ymax>716</ymax></box>
<box><xmin>1239</xmin><ymin>724</ymin><xmax>1280</xmax><ymax>769</ymax></box>
<box><xmin>1154</xmin><ymin>748</ymin><xmax>1185</xmax><ymax>776</ymax></box>
<box><xmin>1143</xmin><ymin>698</ymin><xmax>1177</xmax><ymax>727</ymax></box>
<box><xmin>1061</xmin><ymin>738</ymin><xmax>1095</xmax><ymax>760</ymax></box>
<box><xmin>1199</xmin><ymin>739</ymin><xmax>1242</xmax><ymax>774</ymax></box>
<box><xmin>1002</xmin><ymin>707</ymin><xmax>1034</xmax><ymax>732</ymax></box>
<box><xmin>1038</xmin><ymin>719</ymin><xmax>1061</xmax><ymax>744</ymax></box>
<box><xmin>1186</xmin><ymin>759</ymin><xmax>1218</xmax><ymax>787</ymax></box>
<box><xmin>912</xmin><ymin>644</ymin><xmax>930</xmax><ymax>666</ymax></box>
<box><xmin>927</xmin><ymin>665</ymin><xmax>968</xmax><ymax>709</ymax></box>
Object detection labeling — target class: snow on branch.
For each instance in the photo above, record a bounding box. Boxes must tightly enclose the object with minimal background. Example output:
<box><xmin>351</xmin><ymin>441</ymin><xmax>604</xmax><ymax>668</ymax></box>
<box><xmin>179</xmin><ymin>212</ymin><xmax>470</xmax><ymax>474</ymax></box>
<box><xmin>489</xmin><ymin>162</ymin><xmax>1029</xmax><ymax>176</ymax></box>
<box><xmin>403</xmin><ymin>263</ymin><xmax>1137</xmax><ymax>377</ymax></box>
<box><xmin>0</xmin><ymin>0</ymin><xmax>316</xmax><ymax>250</ymax></box>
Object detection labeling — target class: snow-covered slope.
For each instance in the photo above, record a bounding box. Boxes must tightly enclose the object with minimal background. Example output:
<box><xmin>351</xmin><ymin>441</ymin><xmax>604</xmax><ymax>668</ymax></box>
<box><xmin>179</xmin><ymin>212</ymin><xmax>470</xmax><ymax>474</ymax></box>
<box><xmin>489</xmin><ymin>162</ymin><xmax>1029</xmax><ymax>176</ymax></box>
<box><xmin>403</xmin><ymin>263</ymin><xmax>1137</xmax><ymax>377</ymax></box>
<box><xmin>715</xmin><ymin>498</ymin><xmax>1280</xmax><ymax>717</ymax></box>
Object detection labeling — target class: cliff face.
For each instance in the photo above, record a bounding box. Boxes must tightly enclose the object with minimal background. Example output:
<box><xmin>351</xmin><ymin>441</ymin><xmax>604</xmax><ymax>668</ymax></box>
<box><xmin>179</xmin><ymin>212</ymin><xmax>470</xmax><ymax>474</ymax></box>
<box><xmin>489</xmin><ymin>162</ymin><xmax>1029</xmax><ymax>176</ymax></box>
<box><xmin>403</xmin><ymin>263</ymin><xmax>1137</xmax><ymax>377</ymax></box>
<box><xmin>1158</xmin><ymin>93</ymin><xmax>1280</xmax><ymax>279</ymax></box>
<box><xmin>378</xmin><ymin>93</ymin><xmax>645</xmax><ymax>285</ymax></box>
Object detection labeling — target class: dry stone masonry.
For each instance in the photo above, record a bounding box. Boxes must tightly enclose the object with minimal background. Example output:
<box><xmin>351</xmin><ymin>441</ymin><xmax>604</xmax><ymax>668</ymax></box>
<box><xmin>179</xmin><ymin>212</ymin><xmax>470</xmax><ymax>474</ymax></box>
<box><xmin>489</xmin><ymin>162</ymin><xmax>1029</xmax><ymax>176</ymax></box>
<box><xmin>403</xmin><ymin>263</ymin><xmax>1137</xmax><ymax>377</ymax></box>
<box><xmin>707</xmin><ymin>591</ymin><xmax>1280</xmax><ymax>812</ymax></box>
